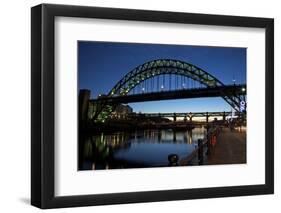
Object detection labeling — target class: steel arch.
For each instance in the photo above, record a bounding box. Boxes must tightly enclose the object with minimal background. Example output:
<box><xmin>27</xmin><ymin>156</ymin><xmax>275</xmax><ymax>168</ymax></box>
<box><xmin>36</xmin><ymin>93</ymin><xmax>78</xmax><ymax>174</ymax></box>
<box><xmin>94</xmin><ymin>59</ymin><xmax>243</xmax><ymax>121</ymax></box>
<box><xmin>110</xmin><ymin>59</ymin><xmax>241</xmax><ymax>108</ymax></box>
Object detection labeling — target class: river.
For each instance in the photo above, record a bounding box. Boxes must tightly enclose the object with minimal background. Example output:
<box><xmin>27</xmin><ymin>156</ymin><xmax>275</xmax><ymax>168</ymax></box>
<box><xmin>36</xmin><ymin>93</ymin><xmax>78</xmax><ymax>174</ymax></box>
<box><xmin>79</xmin><ymin>127</ymin><xmax>206</xmax><ymax>170</ymax></box>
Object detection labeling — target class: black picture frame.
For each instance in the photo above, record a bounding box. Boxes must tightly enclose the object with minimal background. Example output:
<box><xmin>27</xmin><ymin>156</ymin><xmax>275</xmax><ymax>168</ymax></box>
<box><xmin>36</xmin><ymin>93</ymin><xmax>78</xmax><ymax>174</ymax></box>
<box><xmin>31</xmin><ymin>3</ymin><xmax>274</xmax><ymax>209</ymax></box>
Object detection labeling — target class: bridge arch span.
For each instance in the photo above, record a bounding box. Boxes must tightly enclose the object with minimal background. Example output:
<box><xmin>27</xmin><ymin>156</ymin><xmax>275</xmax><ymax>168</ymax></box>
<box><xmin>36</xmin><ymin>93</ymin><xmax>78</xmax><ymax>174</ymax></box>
<box><xmin>109</xmin><ymin>59</ymin><xmax>240</xmax><ymax>109</ymax></box>
<box><xmin>93</xmin><ymin>59</ymin><xmax>243</xmax><ymax>122</ymax></box>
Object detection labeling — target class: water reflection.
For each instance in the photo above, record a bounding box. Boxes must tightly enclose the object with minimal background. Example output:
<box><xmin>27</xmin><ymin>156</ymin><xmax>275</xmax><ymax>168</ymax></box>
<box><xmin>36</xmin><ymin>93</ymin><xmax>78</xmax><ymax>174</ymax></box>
<box><xmin>79</xmin><ymin>127</ymin><xmax>206</xmax><ymax>170</ymax></box>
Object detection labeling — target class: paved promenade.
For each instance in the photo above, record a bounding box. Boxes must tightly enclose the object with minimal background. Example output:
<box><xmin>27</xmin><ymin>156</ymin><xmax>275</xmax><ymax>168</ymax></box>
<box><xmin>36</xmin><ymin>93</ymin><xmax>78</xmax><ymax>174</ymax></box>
<box><xmin>207</xmin><ymin>128</ymin><xmax>246</xmax><ymax>165</ymax></box>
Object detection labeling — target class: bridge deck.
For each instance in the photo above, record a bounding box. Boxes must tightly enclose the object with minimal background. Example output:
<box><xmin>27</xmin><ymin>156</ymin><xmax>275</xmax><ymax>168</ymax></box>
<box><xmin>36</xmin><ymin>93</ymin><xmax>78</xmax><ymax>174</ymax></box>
<box><xmin>91</xmin><ymin>84</ymin><xmax>246</xmax><ymax>104</ymax></box>
<box><xmin>207</xmin><ymin>127</ymin><xmax>246</xmax><ymax>165</ymax></box>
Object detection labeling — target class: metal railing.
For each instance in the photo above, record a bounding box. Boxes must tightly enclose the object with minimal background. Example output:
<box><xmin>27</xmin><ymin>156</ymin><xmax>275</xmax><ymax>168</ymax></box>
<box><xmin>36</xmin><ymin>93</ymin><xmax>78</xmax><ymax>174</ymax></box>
<box><xmin>178</xmin><ymin>126</ymin><xmax>221</xmax><ymax>166</ymax></box>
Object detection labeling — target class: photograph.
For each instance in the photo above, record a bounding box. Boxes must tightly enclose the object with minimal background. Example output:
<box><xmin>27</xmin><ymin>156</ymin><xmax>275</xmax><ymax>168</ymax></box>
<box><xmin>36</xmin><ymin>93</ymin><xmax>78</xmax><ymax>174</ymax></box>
<box><xmin>78</xmin><ymin>41</ymin><xmax>247</xmax><ymax>170</ymax></box>
<box><xmin>29</xmin><ymin>3</ymin><xmax>274</xmax><ymax>209</ymax></box>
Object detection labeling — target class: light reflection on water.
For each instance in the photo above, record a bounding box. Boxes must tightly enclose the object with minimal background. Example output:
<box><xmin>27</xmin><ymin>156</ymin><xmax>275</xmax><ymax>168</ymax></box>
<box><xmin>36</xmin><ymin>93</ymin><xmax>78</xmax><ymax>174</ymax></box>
<box><xmin>79</xmin><ymin>127</ymin><xmax>206</xmax><ymax>170</ymax></box>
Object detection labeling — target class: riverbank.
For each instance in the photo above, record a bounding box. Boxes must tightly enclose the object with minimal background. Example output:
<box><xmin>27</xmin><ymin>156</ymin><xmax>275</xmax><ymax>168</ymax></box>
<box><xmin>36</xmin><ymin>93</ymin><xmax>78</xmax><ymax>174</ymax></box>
<box><xmin>80</xmin><ymin>120</ymin><xmax>198</xmax><ymax>134</ymax></box>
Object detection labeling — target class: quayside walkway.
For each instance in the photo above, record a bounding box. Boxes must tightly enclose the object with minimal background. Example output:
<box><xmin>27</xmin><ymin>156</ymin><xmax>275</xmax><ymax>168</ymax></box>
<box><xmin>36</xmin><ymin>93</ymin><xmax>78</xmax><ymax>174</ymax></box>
<box><xmin>207</xmin><ymin>128</ymin><xmax>246</xmax><ymax>165</ymax></box>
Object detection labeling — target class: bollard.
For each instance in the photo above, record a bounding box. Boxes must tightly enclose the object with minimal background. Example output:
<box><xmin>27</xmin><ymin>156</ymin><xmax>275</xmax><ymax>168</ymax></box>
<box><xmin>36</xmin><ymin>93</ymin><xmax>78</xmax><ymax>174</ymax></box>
<box><xmin>168</xmin><ymin>154</ymin><xmax>179</xmax><ymax>166</ymax></box>
<box><xmin>197</xmin><ymin>139</ymin><xmax>203</xmax><ymax>165</ymax></box>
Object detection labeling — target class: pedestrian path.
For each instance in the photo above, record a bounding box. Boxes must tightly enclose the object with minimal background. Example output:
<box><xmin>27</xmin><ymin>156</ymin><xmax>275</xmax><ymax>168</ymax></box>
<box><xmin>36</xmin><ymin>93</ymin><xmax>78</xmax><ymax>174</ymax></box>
<box><xmin>207</xmin><ymin>128</ymin><xmax>246</xmax><ymax>165</ymax></box>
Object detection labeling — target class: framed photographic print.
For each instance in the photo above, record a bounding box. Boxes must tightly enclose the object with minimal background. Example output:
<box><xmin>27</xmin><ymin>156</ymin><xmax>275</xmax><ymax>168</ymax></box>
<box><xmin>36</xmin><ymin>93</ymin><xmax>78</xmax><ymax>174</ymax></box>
<box><xmin>31</xmin><ymin>4</ymin><xmax>274</xmax><ymax>209</ymax></box>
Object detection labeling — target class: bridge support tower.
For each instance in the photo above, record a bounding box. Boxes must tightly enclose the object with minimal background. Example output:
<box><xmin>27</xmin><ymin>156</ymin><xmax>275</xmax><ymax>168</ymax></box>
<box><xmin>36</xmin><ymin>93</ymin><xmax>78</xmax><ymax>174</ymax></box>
<box><xmin>223</xmin><ymin>111</ymin><xmax>226</xmax><ymax>122</ymax></box>
<box><xmin>79</xmin><ymin>89</ymin><xmax>90</xmax><ymax>123</ymax></box>
<box><xmin>173</xmin><ymin>113</ymin><xmax>176</xmax><ymax>122</ymax></box>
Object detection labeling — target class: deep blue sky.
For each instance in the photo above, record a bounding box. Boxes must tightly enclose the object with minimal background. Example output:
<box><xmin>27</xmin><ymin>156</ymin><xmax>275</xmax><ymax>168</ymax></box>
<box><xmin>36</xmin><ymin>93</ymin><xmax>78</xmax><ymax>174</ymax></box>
<box><xmin>78</xmin><ymin>41</ymin><xmax>246</xmax><ymax>113</ymax></box>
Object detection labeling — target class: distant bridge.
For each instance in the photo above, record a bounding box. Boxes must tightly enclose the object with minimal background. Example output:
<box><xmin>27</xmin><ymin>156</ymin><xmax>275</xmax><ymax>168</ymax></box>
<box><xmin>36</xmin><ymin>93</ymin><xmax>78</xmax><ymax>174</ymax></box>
<box><xmin>121</xmin><ymin>111</ymin><xmax>234</xmax><ymax>123</ymax></box>
<box><xmin>128</xmin><ymin>111</ymin><xmax>232</xmax><ymax>118</ymax></box>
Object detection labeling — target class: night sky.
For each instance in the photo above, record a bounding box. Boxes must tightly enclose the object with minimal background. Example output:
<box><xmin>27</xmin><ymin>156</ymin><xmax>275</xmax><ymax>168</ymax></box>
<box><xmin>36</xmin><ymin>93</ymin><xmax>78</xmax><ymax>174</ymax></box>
<box><xmin>78</xmin><ymin>41</ymin><xmax>246</xmax><ymax>113</ymax></box>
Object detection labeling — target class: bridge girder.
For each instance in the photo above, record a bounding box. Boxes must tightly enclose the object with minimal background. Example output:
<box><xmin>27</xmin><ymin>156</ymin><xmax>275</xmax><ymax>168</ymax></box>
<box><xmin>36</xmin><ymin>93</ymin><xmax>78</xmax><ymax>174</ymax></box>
<box><xmin>93</xmin><ymin>84</ymin><xmax>246</xmax><ymax>105</ymax></box>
